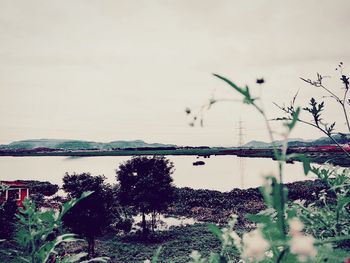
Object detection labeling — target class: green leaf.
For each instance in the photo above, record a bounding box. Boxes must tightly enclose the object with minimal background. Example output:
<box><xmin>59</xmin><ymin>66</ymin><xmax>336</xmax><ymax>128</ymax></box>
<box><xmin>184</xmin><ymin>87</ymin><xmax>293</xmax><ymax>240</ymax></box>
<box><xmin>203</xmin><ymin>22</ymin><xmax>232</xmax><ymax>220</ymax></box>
<box><xmin>246</xmin><ymin>213</ymin><xmax>271</xmax><ymax>224</ymax></box>
<box><xmin>151</xmin><ymin>246</ymin><xmax>162</xmax><ymax>263</ymax></box>
<box><xmin>207</xmin><ymin>224</ymin><xmax>223</xmax><ymax>242</ymax></box>
<box><xmin>61</xmin><ymin>252</ymin><xmax>88</xmax><ymax>263</ymax></box>
<box><xmin>213</xmin><ymin>74</ymin><xmax>255</xmax><ymax>104</ymax></box>
<box><xmin>213</xmin><ymin>74</ymin><xmax>245</xmax><ymax>95</ymax></box>
<box><xmin>59</xmin><ymin>191</ymin><xmax>94</xmax><ymax>219</ymax></box>
<box><xmin>286</xmin><ymin>154</ymin><xmax>311</xmax><ymax>175</ymax></box>
<box><xmin>300</xmin><ymin>156</ymin><xmax>311</xmax><ymax>175</ymax></box>
<box><xmin>208</xmin><ymin>253</ymin><xmax>227</xmax><ymax>263</ymax></box>
<box><xmin>81</xmin><ymin>257</ymin><xmax>110</xmax><ymax>263</ymax></box>
<box><xmin>337</xmin><ymin>197</ymin><xmax>350</xmax><ymax>212</ymax></box>
<box><xmin>287</xmin><ymin>107</ymin><xmax>300</xmax><ymax>130</ymax></box>
<box><xmin>40</xmin><ymin>234</ymin><xmax>82</xmax><ymax>262</ymax></box>
<box><xmin>314</xmin><ymin>235</ymin><xmax>350</xmax><ymax>245</ymax></box>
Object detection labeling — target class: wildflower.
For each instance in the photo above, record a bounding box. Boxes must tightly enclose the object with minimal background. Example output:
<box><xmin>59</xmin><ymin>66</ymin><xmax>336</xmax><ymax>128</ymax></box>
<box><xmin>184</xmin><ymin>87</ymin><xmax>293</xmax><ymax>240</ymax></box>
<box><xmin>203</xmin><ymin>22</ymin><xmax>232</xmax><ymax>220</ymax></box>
<box><xmin>221</xmin><ymin>223</ymin><xmax>241</xmax><ymax>249</ymax></box>
<box><xmin>241</xmin><ymin>229</ymin><xmax>269</xmax><ymax>261</ymax></box>
<box><xmin>228</xmin><ymin>214</ymin><xmax>238</xmax><ymax>228</ymax></box>
<box><xmin>222</xmin><ymin>232</ymin><xmax>231</xmax><ymax>246</ymax></box>
<box><xmin>293</xmin><ymin>199</ymin><xmax>305</xmax><ymax>206</ymax></box>
<box><xmin>289</xmin><ymin>217</ymin><xmax>304</xmax><ymax>236</ymax></box>
<box><xmin>261</xmin><ymin>176</ymin><xmax>273</xmax><ymax>195</ymax></box>
<box><xmin>229</xmin><ymin>231</ymin><xmax>241</xmax><ymax>248</ymax></box>
<box><xmin>189</xmin><ymin>250</ymin><xmax>202</xmax><ymax>261</ymax></box>
<box><xmin>221</xmin><ymin>228</ymin><xmax>232</xmax><ymax>246</ymax></box>
<box><xmin>290</xmin><ymin>234</ymin><xmax>317</xmax><ymax>262</ymax></box>
<box><xmin>265</xmin><ymin>250</ymin><xmax>273</xmax><ymax>258</ymax></box>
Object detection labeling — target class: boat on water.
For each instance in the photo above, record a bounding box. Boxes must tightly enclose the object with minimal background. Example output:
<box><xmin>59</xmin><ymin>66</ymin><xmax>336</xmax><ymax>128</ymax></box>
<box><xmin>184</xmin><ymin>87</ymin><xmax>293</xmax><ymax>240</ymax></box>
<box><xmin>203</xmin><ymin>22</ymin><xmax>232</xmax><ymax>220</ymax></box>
<box><xmin>193</xmin><ymin>161</ymin><xmax>205</xmax><ymax>166</ymax></box>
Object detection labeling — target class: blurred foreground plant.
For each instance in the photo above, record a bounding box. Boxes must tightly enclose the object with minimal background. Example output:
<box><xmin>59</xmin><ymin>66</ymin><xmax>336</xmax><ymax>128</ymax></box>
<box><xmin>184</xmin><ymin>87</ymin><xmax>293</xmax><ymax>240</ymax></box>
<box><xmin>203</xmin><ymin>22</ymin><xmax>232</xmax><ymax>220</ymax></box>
<box><xmin>179</xmin><ymin>71</ymin><xmax>350</xmax><ymax>262</ymax></box>
<box><xmin>16</xmin><ymin>191</ymin><xmax>109</xmax><ymax>263</ymax></box>
<box><xmin>293</xmin><ymin>165</ymin><xmax>350</xmax><ymax>240</ymax></box>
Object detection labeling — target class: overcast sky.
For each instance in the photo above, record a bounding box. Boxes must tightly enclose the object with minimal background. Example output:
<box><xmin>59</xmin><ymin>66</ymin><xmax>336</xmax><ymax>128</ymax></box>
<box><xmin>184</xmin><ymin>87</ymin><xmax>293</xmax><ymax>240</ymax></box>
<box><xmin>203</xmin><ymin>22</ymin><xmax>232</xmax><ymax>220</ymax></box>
<box><xmin>1</xmin><ymin>0</ymin><xmax>349</xmax><ymax>146</ymax></box>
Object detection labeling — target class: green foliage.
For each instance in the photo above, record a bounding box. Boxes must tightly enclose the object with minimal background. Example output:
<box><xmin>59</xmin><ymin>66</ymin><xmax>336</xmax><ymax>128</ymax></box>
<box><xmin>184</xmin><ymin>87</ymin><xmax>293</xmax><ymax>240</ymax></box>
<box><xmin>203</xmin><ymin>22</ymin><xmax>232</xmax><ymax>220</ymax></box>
<box><xmin>116</xmin><ymin>156</ymin><xmax>175</xmax><ymax>234</ymax></box>
<box><xmin>0</xmin><ymin>184</ymin><xmax>10</xmax><ymax>251</ymax></box>
<box><xmin>151</xmin><ymin>246</ymin><xmax>162</xmax><ymax>263</ymax></box>
<box><xmin>98</xmin><ymin>224</ymin><xmax>222</xmax><ymax>263</ymax></box>
<box><xmin>171</xmin><ymin>181</ymin><xmax>326</xmax><ymax>224</ymax></box>
<box><xmin>16</xmin><ymin>192</ymin><xmax>110</xmax><ymax>263</ymax></box>
<box><xmin>62</xmin><ymin>173</ymin><xmax>115</xmax><ymax>256</ymax></box>
<box><xmin>293</xmin><ymin>165</ymin><xmax>350</xmax><ymax>240</ymax></box>
<box><xmin>0</xmin><ymin>198</ymin><xmax>18</xmax><ymax>239</ymax></box>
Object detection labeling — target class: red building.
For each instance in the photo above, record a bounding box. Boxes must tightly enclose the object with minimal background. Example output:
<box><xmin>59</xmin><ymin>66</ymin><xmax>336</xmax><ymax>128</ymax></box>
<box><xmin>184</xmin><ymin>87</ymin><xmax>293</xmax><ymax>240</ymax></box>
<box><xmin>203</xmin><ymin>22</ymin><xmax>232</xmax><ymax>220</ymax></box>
<box><xmin>0</xmin><ymin>181</ymin><xmax>29</xmax><ymax>207</ymax></box>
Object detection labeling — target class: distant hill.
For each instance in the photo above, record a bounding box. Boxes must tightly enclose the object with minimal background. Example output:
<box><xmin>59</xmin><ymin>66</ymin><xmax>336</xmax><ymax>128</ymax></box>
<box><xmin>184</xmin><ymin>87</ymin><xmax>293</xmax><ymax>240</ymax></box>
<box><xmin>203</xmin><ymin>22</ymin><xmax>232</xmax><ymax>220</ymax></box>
<box><xmin>0</xmin><ymin>139</ymin><xmax>176</xmax><ymax>150</ymax></box>
<box><xmin>243</xmin><ymin>134</ymin><xmax>350</xmax><ymax>148</ymax></box>
<box><xmin>242</xmin><ymin>140</ymin><xmax>272</xmax><ymax>148</ymax></box>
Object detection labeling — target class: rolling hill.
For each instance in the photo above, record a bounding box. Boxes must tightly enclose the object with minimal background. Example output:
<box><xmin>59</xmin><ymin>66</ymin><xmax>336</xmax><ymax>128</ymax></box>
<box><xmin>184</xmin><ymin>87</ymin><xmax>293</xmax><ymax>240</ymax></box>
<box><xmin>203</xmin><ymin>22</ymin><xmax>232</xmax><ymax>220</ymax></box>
<box><xmin>0</xmin><ymin>139</ymin><xmax>176</xmax><ymax>150</ymax></box>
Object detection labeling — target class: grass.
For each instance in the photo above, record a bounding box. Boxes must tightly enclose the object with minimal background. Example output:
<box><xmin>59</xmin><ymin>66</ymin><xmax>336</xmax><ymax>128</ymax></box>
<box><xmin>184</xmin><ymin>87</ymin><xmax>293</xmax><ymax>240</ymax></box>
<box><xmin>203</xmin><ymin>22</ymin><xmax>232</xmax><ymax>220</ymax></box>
<box><xmin>0</xmin><ymin>223</ymin><xmax>224</xmax><ymax>263</ymax></box>
<box><xmin>66</xmin><ymin>224</ymin><xmax>225</xmax><ymax>263</ymax></box>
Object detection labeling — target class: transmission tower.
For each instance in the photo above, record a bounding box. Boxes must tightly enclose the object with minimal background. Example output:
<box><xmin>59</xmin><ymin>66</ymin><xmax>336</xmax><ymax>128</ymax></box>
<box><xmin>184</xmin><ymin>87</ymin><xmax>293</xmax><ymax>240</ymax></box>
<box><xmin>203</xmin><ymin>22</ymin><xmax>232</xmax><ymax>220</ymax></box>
<box><xmin>236</xmin><ymin>119</ymin><xmax>246</xmax><ymax>188</ymax></box>
<box><xmin>237</xmin><ymin>119</ymin><xmax>245</xmax><ymax>147</ymax></box>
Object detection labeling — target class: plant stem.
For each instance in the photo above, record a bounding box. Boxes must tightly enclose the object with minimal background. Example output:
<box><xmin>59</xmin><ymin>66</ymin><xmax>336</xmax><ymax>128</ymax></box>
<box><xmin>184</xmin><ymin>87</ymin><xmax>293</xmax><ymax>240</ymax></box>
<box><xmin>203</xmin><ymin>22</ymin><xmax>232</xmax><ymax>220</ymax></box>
<box><xmin>28</xmin><ymin>211</ymin><xmax>36</xmax><ymax>263</ymax></box>
<box><xmin>276</xmin><ymin>248</ymin><xmax>287</xmax><ymax>263</ymax></box>
<box><xmin>253</xmin><ymin>102</ymin><xmax>287</xmax><ymax>237</ymax></box>
<box><xmin>319</xmin><ymin>84</ymin><xmax>340</xmax><ymax>103</ymax></box>
<box><xmin>318</xmin><ymin>82</ymin><xmax>350</xmax><ymax>133</ymax></box>
<box><xmin>342</xmin><ymin>103</ymin><xmax>350</xmax><ymax>132</ymax></box>
<box><xmin>252</xmin><ymin>104</ymin><xmax>279</xmax><ymax>158</ymax></box>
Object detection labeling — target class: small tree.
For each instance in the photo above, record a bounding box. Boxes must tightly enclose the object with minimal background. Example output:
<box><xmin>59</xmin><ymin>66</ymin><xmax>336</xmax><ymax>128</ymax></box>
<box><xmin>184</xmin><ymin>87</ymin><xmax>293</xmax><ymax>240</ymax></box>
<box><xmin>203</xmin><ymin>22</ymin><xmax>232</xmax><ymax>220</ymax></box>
<box><xmin>62</xmin><ymin>173</ymin><xmax>113</xmax><ymax>257</ymax></box>
<box><xmin>116</xmin><ymin>156</ymin><xmax>175</xmax><ymax>235</ymax></box>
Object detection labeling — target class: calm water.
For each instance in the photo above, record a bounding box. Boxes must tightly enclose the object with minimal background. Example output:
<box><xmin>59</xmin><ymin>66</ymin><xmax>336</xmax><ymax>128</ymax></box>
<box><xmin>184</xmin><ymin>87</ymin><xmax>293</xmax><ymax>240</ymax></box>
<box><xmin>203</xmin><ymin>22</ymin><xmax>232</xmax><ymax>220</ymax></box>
<box><xmin>0</xmin><ymin>156</ymin><xmax>313</xmax><ymax>192</ymax></box>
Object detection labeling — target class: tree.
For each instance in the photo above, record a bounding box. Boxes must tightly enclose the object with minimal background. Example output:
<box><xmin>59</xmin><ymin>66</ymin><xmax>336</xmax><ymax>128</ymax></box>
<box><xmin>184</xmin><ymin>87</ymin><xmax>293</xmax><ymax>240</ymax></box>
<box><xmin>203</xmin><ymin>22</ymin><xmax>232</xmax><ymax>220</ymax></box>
<box><xmin>20</xmin><ymin>180</ymin><xmax>59</xmax><ymax>207</ymax></box>
<box><xmin>62</xmin><ymin>173</ymin><xmax>113</xmax><ymax>257</ymax></box>
<box><xmin>116</xmin><ymin>156</ymin><xmax>175</xmax><ymax>235</ymax></box>
<box><xmin>0</xmin><ymin>198</ymin><xmax>18</xmax><ymax>240</ymax></box>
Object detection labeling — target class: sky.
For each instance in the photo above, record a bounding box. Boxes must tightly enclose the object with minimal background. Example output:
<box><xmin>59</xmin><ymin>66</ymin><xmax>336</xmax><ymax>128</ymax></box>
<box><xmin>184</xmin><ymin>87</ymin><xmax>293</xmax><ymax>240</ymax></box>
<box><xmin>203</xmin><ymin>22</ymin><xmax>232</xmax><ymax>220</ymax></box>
<box><xmin>0</xmin><ymin>0</ymin><xmax>350</xmax><ymax>146</ymax></box>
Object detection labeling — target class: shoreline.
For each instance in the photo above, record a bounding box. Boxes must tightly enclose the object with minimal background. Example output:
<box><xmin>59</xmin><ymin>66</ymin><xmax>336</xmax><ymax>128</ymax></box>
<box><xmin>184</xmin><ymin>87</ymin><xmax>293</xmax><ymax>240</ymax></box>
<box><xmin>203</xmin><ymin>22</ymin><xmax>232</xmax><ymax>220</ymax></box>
<box><xmin>169</xmin><ymin>179</ymin><xmax>328</xmax><ymax>224</ymax></box>
<box><xmin>0</xmin><ymin>148</ymin><xmax>348</xmax><ymax>167</ymax></box>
